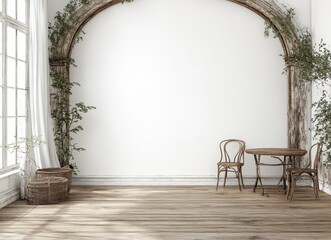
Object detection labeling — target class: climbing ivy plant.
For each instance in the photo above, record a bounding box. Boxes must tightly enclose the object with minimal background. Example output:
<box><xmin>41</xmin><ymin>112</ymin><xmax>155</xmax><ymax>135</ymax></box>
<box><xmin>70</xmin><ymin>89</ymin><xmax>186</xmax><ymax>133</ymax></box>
<box><xmin>49</xmin><ymin>0</ymin><xmax>134</xmax><ymax>172</ymax></box>
<box><xmin>265</xmin><ymin>6</ymin><xmax>331</xmax><ymax>165</ymax></box>
<box><xmin>48</xmin><ymin>0</ymin><xmax>95</xmax><ymax>172</ymax></box>
<box><xmin>48</xmin><ymin>0</ymin><xmax>91</xmax><ymax>53</ymax></box>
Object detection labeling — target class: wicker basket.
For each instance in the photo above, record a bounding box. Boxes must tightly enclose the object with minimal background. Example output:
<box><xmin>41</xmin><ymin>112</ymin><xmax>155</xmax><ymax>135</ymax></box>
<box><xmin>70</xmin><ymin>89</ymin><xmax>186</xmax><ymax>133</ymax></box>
<box><xmin>27</xmin><ymin>177</ymin><xmax>69</xmax><ymax>205</ymax></box>
<box><xmin>35</xmin><ymin>167</ymin><xmax>73</xmax><ymax>192</ymax></box>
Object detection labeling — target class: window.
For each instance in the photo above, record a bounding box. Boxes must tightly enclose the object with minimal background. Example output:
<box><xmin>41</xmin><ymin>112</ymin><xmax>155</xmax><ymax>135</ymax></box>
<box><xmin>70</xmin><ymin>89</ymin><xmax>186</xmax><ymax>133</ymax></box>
<box><xmin>0</xmin><ymin>0</ymin><xmax>28</xmax><ymax>170</ymax></box>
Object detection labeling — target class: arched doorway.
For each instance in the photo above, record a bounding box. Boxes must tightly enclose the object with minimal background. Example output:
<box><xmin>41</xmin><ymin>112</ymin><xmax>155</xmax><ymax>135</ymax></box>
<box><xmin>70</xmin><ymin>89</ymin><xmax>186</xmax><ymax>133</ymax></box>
<box><xmin>49</xmin><ymin>2</ymin><xmax>308</xmax><ymax>183</ymax></box>
<box><xmin>49</xmin><ymin>0</ymin><xmax>307</xmax><ymax>148</ymax></box>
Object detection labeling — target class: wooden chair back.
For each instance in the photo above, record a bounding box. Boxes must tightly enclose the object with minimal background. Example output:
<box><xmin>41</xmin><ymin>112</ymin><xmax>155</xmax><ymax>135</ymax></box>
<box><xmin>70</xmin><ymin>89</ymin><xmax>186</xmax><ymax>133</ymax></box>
<box><xmin>219</xmin><ymin>139</ymin><xmax>246</xmax><ymax>164</ymax></box>
<box><xmin>309</xmin><ymin>143</ymin><xmax>322</xmax><ymax>171</ymax></box>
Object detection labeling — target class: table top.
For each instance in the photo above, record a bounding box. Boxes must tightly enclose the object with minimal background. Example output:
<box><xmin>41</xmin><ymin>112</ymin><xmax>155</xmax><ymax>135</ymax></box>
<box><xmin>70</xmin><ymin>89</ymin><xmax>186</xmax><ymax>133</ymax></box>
<box><xmin>245</xmin><ymin>148</ymin><xmax>307</xmax><ymax>156</ymax></box>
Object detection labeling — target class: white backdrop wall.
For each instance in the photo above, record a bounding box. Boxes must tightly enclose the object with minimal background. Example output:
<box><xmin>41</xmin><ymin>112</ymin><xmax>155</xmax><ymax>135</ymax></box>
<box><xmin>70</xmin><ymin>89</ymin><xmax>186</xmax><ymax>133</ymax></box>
<box><xmin>312</xmin><ymin>1</ymin><xmax>331</xmax><ymax>105</ymax></box>
<box><xmin>311</xmin><ymin>0</ymin><xmax>331</xmax><ymax>193</ymax></box>
<box><xmin>47</xmin><ymin>0</ymin><xmax>311</xmax><ymax>184</ymax></box>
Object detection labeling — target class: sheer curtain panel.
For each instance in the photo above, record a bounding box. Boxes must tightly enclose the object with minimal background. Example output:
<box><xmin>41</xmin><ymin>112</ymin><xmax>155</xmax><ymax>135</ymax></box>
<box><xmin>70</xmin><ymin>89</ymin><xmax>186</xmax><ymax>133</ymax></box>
<box><xmin>28</xmin><ymin>0</ymin><xmax>59</xmax><ymax>171</ymax></box>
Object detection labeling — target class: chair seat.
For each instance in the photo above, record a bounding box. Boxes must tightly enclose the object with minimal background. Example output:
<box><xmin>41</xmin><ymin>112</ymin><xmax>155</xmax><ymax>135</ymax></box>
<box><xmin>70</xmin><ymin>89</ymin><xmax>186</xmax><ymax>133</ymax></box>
<box><xmin>286</xmin><ymin>167</ymin><xmax>316</xmax><ymax>174</ymax></box>
<box><xmin>218</xmin><ymin>162</ymin><xmax>244</xmax><ymax>167</ymax></box>
<box><xmin>286</xmin><ymin>143</ymin><xmax>321</xmax><ymax>200</ymax></box>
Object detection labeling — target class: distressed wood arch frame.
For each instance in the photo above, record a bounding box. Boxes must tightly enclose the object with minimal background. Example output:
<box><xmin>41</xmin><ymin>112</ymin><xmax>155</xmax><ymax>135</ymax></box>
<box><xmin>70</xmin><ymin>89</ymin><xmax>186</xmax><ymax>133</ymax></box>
<box><xmin>49</xmin><ymin>0</ymin><xmax>307</xmax><ymax>148</ymax></box>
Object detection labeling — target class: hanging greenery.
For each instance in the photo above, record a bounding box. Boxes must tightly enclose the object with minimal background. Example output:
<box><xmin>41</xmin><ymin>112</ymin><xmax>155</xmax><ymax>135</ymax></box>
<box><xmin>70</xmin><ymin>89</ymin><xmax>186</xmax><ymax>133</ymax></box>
<box><xmin>48</xmin><ymin>0</ymin><xmax>95</xmax><ymax>172</ymax></box>
<box><xmin>264</xmin><ymin>6</ymin><xmax>296</xmax><ymax>39</ymax></box>
<box><xmin>265</xmin><ymin>6</ymin><xmax>331</xmax><ymax>165</ymax></box>
<box><xmin>49</xmin><ymin>0</ymin><xmax>135</xmax><ymax>172</ymax></box>
<box><xmin>312</xmin><ymin>91</ymin><xmax>331</xmax><ymax>166</ymax></box>
<box><xmin>50</xmin><ymin>69</ymin><xmax>96</xmax><ymax>172</ymax></box>
<box><xmin>48</xmin><ymin>0</ymin><xmax>91</xmax><ymax>53</ymax></box>
<box><xmin>290</xmin><ymin>31</ymin><xmax>331</xmax><ymax>85</ymax></box>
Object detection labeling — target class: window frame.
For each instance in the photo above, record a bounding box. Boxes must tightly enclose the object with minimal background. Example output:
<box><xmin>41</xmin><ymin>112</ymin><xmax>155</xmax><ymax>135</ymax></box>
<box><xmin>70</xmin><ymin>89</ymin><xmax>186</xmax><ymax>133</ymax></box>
<box><xmin>0</xmin><ymin>0</ymin><xmax>29</xmax><ymax>172</ymax></box>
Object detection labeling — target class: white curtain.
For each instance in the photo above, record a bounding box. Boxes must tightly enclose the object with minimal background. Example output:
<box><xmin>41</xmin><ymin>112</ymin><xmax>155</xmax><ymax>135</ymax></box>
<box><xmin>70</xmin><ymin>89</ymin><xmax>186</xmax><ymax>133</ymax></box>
<box><xmin>26</xmin><ymin>0</ymin><xmax>60</xmax><ymax>198</ymax></box>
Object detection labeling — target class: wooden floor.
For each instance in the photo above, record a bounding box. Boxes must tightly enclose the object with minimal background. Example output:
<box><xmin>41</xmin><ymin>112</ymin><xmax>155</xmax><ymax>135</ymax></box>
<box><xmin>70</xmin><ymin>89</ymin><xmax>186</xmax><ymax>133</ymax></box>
<box><xmin>1</xmin><ymin>186</ymin><xmax>331</xmax><ymax>240</ymax></box>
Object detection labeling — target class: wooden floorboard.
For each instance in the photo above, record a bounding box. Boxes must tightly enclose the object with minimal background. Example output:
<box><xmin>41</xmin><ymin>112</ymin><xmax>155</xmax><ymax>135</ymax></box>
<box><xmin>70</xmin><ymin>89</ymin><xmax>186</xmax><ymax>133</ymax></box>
<box><xmin>1</xmin><ymin>185</ymin><xmax>331</xmax><ymax>239</ymax></box>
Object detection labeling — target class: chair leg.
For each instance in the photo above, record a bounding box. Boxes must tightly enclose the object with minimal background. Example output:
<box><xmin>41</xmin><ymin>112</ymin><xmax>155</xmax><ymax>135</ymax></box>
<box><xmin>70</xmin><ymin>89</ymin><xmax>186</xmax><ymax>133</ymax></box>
<box><xmin>313</xmin><ymin>176</ymin><xmax>320</xmax><ymax>200</ymax></box>
<box><xmin>237</xmin><ymin>168</ymin><xmax>242</xmax><ymax>191</ymax></box>
<box><xmin>216</xmin><ymin>168</ymin><xmax>221</xmax><ymax>191</ymax></box>
<box><xmin>315</xmin><ymin>173</ymin><xmax>320</xmax><ymax>200</ymax></box>
<box><xmin>239</xmin><ymin>166</ymin><xmax>245</xmax><ymax>189</ymax></box>
<box><xmin>223</xmin><ymin>168</ymin><xmax>228</xmax><ymax>188</ymax></box>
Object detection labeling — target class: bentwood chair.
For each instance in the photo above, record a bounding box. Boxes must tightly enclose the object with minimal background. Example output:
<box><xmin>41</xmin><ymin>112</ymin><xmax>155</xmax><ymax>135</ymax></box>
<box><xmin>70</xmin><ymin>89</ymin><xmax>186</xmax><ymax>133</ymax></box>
<box><xmin>286</xmin><ymin>143</ymin><xmax>322</xmax><ymax>200</ymax></box>
<box><xmin>216</xmin><ymin>139</ymin><xmax>246</xmax><ymax>191</ymax></box>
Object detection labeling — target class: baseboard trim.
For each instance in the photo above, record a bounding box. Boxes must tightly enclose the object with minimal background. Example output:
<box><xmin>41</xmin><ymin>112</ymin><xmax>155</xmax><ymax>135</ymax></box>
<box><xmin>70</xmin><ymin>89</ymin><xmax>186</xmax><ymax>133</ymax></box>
<box><xmin>0</xmin><ymin>168</ymin><xmax>20</xmax><ymax>209</ymax></box>
<box><xmin>319</xmin><ymin>180</ymin><xmax>331</xmax><ymax>195</ymax></box>
<box><xmin>72</xmin><ymin>175</ymin><xmax>311</xmax><ymax>186</ymax></box>
<box><xmin>0</xmin><ymin>188</ymin><xmax>20</xmax><ymax>209</ymax></box>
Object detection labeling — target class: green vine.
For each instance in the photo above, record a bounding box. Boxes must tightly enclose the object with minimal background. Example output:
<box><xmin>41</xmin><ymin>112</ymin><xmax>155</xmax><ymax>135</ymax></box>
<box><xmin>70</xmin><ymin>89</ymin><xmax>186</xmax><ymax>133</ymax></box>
<box><xmin>49</xmin><ymin>0</ymin><xmax>95</xmax><ymax>172</ymax></box>
<box><xmin>50</xmin><ymin>68</ymin><xmax>96</xmax><ymax>172</ymax></box>
<box><xmin>312</xmin><ymin>91</ymin><xmax>331</xmax><ymax>166</ymax></box>
<box><xmin>49</xmin><ymin>0</ymin><xmax>135</xmax><ymax>173</ymax></box>
<box><xmin>48</xmin><ymin>0</ymin><xmax>91</xmax><ymax>53</ymax></box>
<box><xmin>293</xmin><ymin>32</ymin><xmax>331</xmax><ymax>84</ymax></box>
<box><xmin>265</xmin><ymin>6</ymin><xmax>331</xmax><ymax>165</ymax></box>
<box><xmin>264</xmin><ymin>7</ymin><xmax>296</xmax><ymax>39</ymax></box>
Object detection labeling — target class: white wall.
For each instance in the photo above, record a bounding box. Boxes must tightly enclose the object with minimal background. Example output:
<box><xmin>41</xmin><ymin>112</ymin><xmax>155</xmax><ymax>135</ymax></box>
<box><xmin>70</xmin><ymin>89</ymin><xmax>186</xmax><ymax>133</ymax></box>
<box><xmin>311</xmin><ymin>0</ymin><xmax>331</xmax><ymax>193</ymax></box>
<box><xmin>48</xmin><ymin>0</ymin><xmax>311</xmax><ymax>184</ymax></box>
<box><xmin>311</xmin><ymin>0</ymin><xmax>331</xmax><ymax>97</ymax></box>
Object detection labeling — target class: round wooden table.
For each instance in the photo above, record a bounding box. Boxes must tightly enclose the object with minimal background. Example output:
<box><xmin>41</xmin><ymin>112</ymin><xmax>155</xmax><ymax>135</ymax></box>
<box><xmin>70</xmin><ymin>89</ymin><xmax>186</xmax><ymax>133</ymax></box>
<box><xmin>245</xmin><ymin>148</ymin><xmax>307</xmax><ymax>196</ymax></box>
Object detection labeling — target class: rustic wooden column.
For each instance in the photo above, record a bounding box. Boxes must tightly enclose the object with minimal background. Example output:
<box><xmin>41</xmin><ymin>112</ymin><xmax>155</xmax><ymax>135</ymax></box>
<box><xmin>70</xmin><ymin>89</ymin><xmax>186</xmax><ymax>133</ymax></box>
<box><xmin>49</xmin><ymin>58</ymin><xmax>70</xmax><ymax>111</ymax></box>
<box><xmin>48</xmin><ymin>57</ymin><xmax>72</xmax><ymax>166</ymax></box>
